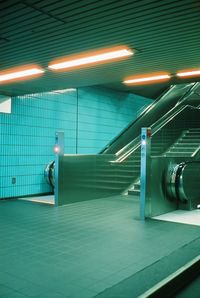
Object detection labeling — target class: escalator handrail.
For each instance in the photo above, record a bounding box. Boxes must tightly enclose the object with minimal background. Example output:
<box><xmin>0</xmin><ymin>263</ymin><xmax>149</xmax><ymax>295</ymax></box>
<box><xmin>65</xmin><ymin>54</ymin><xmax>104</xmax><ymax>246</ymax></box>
<box><xmin>191</xmin><ymin>144</ymin><xmax>200</xmax><ymax>157</ymax></box>
<box><xmin>99</xmin><ymin>85</ymin><xmax>173</xmax><ymax>154</ymax></box>
<box><xmin>175</xmin><ymin>160</ymin><xmax>200</xmax><ymax>202</ymax></box>
<box><xmin>115</xmin><ymin>104</ymin><xmax>200</xmax><ymax>162</ymax></box>
<box><xmin>100</xmin><ymin>82</ymin><xmax>197</xmax><ymax>154</ymax></box>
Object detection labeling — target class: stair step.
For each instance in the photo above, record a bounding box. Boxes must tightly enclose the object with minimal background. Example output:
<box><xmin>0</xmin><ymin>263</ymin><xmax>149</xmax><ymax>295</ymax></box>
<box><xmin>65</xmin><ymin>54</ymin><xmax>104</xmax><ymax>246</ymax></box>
<box><xmin>166</xmin><ymin>154</ymin><xmax>193</xmax><ymax>157</ymax></box>
<box><xmin>187</xmin><ymin>132</ymin><xmax>200</xmax><ymax>135</ymax></box>
<box><xmin>97</xmin><ymin>165</ymin><xmax>140</xmax><ymax>171</ymax></box>
<box><xmin>128</xmin><ymin>189</ymin><xmax>140</xmax><ymax>196</ymax></box>
<box><xmin>117</xmin><ymin>165</ymin><xmax>140</xmax><ymax>170</ymax></box>
<box><xmin>171</xmin><ymin>144</ymin><xmax>199</xmax><ymax>147</ymax></box>
<box><xmin>75</xmin><ymin>173</ymin><xmax>135</xmax><ymax>180</ymax></box>
<box><xmin>71</xmin><ymin>183</ymin><xmax>124</xmax><ymax>191</ymax></box>
<box><xmin>183</xmin><ymin>136</ymin><xmax>200</xmax><ymax>139</ymax></box>
<box><xmin>168</xmin><ymin>149</ymin><xmax>195</xmax><ymax>152</ymax></box>
<box><xmin>169</xmin><ymin>147</ymin><xmax>194</xmax><ymax>153</ymax></box>
<box><xmin>134</xmin><ymin>184</ymin><xmax>141</xmax><ymax>191</ymax></box>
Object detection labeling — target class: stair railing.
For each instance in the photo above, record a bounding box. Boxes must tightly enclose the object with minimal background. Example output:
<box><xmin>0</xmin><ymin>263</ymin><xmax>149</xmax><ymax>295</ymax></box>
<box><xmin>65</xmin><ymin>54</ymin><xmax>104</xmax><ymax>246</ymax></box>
<box><xmin>102</xmin><ymin>83</ymin><xmax>199</xmax><ymax>155</ymax></box>
<box><xmin>192</xmin><ymin>145</ymin><xmax>200</xmax><ymax>158</ymax></box>
<box><xmin>115</xmin><ymin>104</ymin><xmax>190</xmax><ymax>162</ymax></box>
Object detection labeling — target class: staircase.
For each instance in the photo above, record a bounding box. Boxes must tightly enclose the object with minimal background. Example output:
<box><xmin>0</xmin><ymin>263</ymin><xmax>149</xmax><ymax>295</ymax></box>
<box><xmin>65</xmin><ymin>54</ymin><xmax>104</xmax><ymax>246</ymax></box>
<box><xmin>93</xmin><ymin>149</ymin><xmax>141</xmax><ymax>195</ymax></box>
<box><xmin>63</xmin><ymin>152</ymin><xmax>141</xmax><ymax>196</ymax></box>
<box><xmin>128</xmin><ymin>127</ymin><xmax>200</xmax><ymax>196</ymax></box>
<box><xmin>57</xmin><ymin>83</ymin><xmax>200</xmax><ymax>205</ymax></box>
<box><xmin>165</xmin><ymin>128</ymin><xmax>200</xmax><ymax>157</ymax></box>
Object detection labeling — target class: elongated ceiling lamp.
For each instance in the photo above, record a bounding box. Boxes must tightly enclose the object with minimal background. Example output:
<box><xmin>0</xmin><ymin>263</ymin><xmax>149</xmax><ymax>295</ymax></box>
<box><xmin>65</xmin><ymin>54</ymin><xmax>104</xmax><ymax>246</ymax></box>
<box><xmin>48</xmin><ymin>46</ymin><xmax>133</xmax><ymax>70</ymax></box>
<box><xmin>123</xmin><ymin>72</ymin><xmax>171</xmax><ymax>85</ymax></box>
<box><xmin>0</xmin><ymin>65</ymin><xmax>45</xmax><ymax>83</ymax></box>
<box><xmin>176</xmin><ymin>69</ymin><xmax>200</xmax><ymax>77</ymax></box>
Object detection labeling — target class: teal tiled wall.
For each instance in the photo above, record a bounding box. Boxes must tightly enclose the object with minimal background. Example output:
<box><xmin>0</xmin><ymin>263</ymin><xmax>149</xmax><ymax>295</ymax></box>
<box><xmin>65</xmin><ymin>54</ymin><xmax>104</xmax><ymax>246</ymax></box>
<box><xmin>0</xmin><ymin>87</ymin><xmax>152</xmax><ymax>198</ymax></box>
<box><xmin>77</xmin><ymin>87</ymin><xmax>152</xmax><ymax>153</ymax></box>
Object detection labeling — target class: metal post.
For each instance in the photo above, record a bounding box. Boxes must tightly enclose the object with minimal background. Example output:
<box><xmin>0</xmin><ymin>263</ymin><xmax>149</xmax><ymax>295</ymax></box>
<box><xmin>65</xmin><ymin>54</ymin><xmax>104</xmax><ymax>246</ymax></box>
<box><xmin>54</xmin><ymin>131</ymin><xmax>64</xmax><ymax>206</ymax></box>
<box><xmin>140</xmin><ymin>127</ymin><xmax>151</xmax><ymax>220</ymax></box>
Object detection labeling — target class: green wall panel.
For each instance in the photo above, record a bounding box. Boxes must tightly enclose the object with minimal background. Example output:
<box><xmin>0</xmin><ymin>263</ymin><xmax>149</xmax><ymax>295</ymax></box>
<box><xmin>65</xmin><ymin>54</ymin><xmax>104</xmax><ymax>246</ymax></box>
<box><xmin>0</xmin><ymin>86</ymin><xmax>152</xmax><ymax>198</ymax></box>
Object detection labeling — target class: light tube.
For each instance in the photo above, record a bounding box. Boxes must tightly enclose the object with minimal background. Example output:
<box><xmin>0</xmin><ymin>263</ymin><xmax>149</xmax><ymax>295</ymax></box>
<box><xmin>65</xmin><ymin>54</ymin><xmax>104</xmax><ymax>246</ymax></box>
<box><xmin>49</xmin><ymin>46</ymin><xmax>133</xmax><ymax>70</ymax></box>
<box><xmin>53</xmin><ymin>88</ymin><xmax>76</xmax><ymax>93</ymax></box>
<box><xmin>0</xmin><ymin>67</ymin><xmax>44</xmax><ymax>83</ymax></box>
<box><xmin>176</xmin><ymin>69</ymin><xmax>200</xmax><ymax>77</ymax></box>
<box><xmin>123</xmin><ymin>73</ymin><xmax>171</xmax><ymax>85</ymax></box>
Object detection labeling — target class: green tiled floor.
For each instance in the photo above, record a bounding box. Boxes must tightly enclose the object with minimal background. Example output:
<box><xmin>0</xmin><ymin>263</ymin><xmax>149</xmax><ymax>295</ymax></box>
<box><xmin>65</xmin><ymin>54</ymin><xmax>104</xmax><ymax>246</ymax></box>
<box><xmin>0</xmin><ymin>195</ymin><xmax>199</xmax><ymax>298</ymax></box>
<box><xmin>177</xmin><ymin>276</ymin><xmax>200</xmax><ymax>298</ymax></box>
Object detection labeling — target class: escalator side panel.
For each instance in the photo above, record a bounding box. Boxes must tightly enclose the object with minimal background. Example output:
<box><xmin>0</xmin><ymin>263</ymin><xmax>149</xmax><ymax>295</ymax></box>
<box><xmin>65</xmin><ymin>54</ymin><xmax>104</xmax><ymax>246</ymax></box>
<box><xmin>101</xmin><ymin>83</ymin><xmax>196</xmax><ymax>154</ymax></box>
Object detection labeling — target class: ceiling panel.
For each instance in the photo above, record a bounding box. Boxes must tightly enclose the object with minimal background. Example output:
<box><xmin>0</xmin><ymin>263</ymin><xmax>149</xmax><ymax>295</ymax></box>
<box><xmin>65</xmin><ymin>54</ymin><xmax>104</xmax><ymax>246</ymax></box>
<box><xmin>0</xmin><ymin>0</ymin><xmax>200</xmax><ymax>98</ymax></box>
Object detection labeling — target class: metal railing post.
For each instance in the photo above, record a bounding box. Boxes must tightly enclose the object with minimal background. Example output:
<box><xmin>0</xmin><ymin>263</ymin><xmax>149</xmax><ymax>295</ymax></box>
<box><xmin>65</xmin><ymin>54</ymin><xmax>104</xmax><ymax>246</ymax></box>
<box><xmin>140</xmin><ymin>128</ymin><xmax>151</xmax><ymax>220</ymax></box>
<box><xmin>54</xmin><ymin>131</ymin><xmax>64</xmax><ymax>206</ymax></box>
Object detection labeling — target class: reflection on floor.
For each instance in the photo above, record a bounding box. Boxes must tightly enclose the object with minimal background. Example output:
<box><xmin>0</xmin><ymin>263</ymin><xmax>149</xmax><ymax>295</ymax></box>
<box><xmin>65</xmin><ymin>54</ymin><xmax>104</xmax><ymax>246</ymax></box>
<box><xmin>153</xmin><ymin>209</ymin><xmax>200</xmax><ymax>226</ymax></box>
<box><xmin>0</xmin><ymin>195</ymin><xmax>199</xmax><ymax>298</ymax></box>
<box><xmin>19</xmin><ymin>195</ymin><xmax>54</xmax><ymax>205</ymax></box>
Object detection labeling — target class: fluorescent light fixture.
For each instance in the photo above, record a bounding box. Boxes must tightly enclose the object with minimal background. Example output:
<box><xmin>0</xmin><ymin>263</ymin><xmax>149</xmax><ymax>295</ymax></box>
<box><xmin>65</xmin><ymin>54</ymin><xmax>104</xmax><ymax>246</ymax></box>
<box><xmin>0</xmin><ymin>66</ymin><xmax>44</xmax><ymax>83</ymax></box>
<box><xmin>176</xmin><ymin>69</ymin><xmax>200</xmax><ymax>77</ymax></box>
<box><xmin>123</xmin><ymin>73</ymin><xmax>171</xmax><ymax>85</ymax></box>
<box><xmin>48</xmin><ymin>46</ymin><xmax>133</xmax><ymax>70</ymax></box>
<box><xmin>51</xmin><ymin>88</ymin><xmax>76</xmax><ymax>93</ymax></box>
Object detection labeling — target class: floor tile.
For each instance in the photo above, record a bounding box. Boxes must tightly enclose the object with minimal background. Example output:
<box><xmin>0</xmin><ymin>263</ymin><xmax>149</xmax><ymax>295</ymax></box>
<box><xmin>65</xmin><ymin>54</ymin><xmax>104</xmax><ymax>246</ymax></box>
<box><xmin>0</xmin><ymin>196</ymin><xmax>199</xmax><ymax>298</ymax></box>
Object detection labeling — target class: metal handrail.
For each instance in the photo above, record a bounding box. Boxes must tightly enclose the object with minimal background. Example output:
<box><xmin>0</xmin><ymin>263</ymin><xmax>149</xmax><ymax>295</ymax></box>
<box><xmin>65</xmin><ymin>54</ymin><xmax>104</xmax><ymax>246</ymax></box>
<box><xmin>115</xmin><ymin>105</ymin><xmax>188</xmax><ymax>162</ymax></box>
<box><xmin>101</xmin><ymin>82</ymin><xmax>199</xmax><ymax>155</ymax></box>
<box><xmin>191</xmin><ymin>145</ymin><xmax>200</xmax><ymax>157</ymax></box>
<box><xmin>115</xmin><ymin>104</ymin><xmax>200</xmax><ymax>162</ymax></box>
<box><xmin>99</xmin><ymin>85</ymin><xmax>173</xmax><ymax>154</ymax></box>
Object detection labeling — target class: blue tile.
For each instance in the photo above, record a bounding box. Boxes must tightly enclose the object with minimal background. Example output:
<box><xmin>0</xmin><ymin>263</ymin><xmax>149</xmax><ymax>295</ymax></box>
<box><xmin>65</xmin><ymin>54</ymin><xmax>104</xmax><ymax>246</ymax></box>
<box><xmin>0</xmin><ymin>87</ymin><xmax>152</xmax><ymax>199</ymax></box>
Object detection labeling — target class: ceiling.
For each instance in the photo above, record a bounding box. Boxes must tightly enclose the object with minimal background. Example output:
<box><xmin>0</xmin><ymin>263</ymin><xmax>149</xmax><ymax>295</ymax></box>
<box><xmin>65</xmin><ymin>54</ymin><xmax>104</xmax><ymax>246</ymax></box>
<box><xmin>0</xmin><ymin>0</ymin><xmax>200</xmax><ymax>99</ymax></box>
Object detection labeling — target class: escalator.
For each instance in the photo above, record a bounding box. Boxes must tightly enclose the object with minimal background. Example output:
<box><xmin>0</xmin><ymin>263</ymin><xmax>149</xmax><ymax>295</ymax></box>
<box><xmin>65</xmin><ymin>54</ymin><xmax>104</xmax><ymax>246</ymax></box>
<box><xmin>99</xmin><ymin>82</ymin><xmax>200</xmax><ymax>197</ymax></box>
<box><xmin>46</xmin><ymin>82</ymin><xmax>200</xmax><ymax>206</ymax></box>
<box><xmin>100</xmin><ymin>83</ymin><xmax>199</xmax><ymax>154</ymax></box>
<box><xmin>166</xmin><ymin>161</ymin><xmax>200</xmax><ymax>208</ymax></box>
<box><xmin>165</xmin><ymin>128</ymin><xmax>200</xmax><ymax>157</ymax></box>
